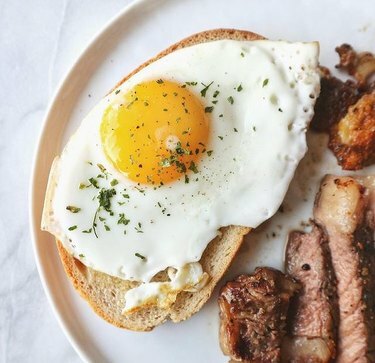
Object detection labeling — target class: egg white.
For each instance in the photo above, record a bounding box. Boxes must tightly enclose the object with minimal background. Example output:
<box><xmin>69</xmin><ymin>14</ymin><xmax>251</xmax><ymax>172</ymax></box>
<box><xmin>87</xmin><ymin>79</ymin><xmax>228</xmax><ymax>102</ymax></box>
<box><xmin>43</xmin><ymin>40</ymin><xmax>320</xmax><ymax>283</ymax></box>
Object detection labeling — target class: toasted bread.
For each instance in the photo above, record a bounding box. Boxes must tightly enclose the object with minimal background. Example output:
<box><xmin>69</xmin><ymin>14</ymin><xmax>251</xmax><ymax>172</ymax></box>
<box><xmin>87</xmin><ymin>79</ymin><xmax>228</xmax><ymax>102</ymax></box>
<box><xmin>56</xmin><ymin>29</ymin><xmax>264</xmax><ymax>331</ymax></box>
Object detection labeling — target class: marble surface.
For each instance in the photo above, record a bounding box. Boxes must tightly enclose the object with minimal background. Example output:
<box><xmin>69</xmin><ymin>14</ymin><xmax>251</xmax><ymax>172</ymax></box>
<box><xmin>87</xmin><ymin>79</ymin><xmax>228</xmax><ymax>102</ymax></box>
<box><xmin>0</xmin><ymin>1</ymin><xmax>132</xmax><ymax>362</ymax></box>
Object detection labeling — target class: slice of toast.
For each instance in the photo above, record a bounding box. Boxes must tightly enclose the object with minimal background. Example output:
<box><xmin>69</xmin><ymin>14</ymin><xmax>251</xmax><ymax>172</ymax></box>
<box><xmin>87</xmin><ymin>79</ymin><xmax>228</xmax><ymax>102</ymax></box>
<box><xmin>56</xmin><ymin>29</ymin><xmax>263</xmax><ymax>331</ymax></box>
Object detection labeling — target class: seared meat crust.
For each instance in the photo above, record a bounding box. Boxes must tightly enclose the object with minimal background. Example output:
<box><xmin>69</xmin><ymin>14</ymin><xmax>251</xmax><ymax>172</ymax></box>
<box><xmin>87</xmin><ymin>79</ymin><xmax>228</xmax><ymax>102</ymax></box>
<box><xmin>219</xmin><ymin>268</ymin><xmax>300</xmax><ymax>363</ymax></box>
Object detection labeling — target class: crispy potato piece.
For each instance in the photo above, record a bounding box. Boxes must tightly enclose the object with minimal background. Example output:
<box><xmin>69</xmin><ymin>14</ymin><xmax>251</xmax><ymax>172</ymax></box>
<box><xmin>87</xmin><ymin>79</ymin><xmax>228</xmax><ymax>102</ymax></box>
<box><xmin>312</xmin><ymin>75</ymin><xmax>361</xmax><ymax>132</ymax></box>
<box><xmin>336</xmin><ymin>44</ymin><xmax>375</xmax><ymax>86</ymax></box>
<box><xmin>329</xmin><ymin>93</ymin><xmax>375</xmax><ymax>170</ymax></box>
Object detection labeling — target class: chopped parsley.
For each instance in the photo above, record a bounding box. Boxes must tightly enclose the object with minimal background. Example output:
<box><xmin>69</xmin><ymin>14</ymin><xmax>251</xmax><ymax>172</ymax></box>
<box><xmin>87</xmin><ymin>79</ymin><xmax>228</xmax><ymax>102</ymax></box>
<box><xmin>200</xmin><ymin>81</ymin><xmax>213</xmax><ymax>97</ymax></box>
<box><xmin>118</xmin><ymin>213</ymin><xmax>130</xmax><ymax>226</ymax></box>
<box><xmin>188</xmin><ymin>161</ymin><xmax>198</xmax><ymax>174</ymax></box>
<box><xmin>185</xmin><ymin>81</ymin><xmax>197</xmax><ymax>86</ymax></box>
<box><xmin>68</xmin><ymin>225</ymin><xmax>77</xmax><ymax>231</ymax></box>
<box><xmin>156</xmin><ymin>79</ymin><xmax>164</xmax><ymax>84</ymax></box>
<box><xmin>66</xmin><ymin>205</ymin><xmax>81</xmax><ymax>213</ymax></box>
<box><xmin>213</xmin><ymin>90</ymin><xmax>220</xmax><ymax>98</ymax></box>
<box><xmin>237</xmin><ymin>84</ymin><xmax>243</xmax><ymax>92</ymax></box>
<box><xmin>207</xmin><ymin>150</ymin><xmax>213</xmax><ymax>156</ymax></box>
<box><xmin>262</xmin><ymin>78</ymin><xmax>269</xmax><ymax>87</ymax></box>
<box><xmin>97</xmin><ymin>163</ymin><xmax>106</xmax><ymax>174</ymax></box>
<box><xmin>135</xmin><ymin>222</ymin><xmax>143</xmax><ymax>233</ymax></box>
<box><xmin>218</xmin><ymin>136</ymin><xmax>224</xmax><ymax>140</ymax></box>
<box><xmin>110</xmin><ymin>179</ymin><xmax>118</xmax><ymax>186</ymax></box>
<box><xmin>79</xmin><ymin>253</ymin><xmax>85</xmax><ymax>258</ymax></box>
<box><xmin>234</xmin><ymin>128</ymin><xmax>238</xmax><ymax>132</ymax></box>
<box><xmin>227</xmin><ymin>96</ymin><xmax>234</xmax><ymax>105</ymax></box>
<box><xmin>115</xmin><ymin>89</ymin><xmax>120</xmax><ymax>95</ymax></box>
<box><xmin>89</xmin><ymin>177</ymin><xmax>99</xmax><ymax>189</ymax></box>
<box><xmin>135</xmin><ymin>253</ymin><xmax>146</xmax><ymax>261</ymax></box>
<box><xmin>184</xmin><ymin>174</ymin><xmax>190</xmax><ymax>184</ymax></box>
<box><xmin>205</xmin><ymin>106</ymin><xmax>214</xmax><ymax>113</ymax></box>
<box><xmin>82</xmin><ymin>228</ymin><xmax>92</xmax><ymax>234</ymax></box>
<box><xmin>98</xmin><ymin>188</ymin><xmax>116</xmax><ymax>212</ymax></box>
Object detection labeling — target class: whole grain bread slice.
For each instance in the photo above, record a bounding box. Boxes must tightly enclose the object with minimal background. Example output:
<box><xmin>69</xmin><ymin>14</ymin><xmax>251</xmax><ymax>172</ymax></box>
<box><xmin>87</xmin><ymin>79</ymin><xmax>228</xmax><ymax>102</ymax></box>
<box><xmin>57</xmin><ymin>28</ymin><xmax>263</xmax><ymax>331</ymax></box>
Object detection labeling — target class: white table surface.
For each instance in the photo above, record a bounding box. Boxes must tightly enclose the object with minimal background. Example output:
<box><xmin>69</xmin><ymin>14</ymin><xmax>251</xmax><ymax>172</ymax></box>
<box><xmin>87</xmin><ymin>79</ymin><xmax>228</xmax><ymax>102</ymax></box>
<box><xmin>0</xmin><ymin>1</ymin><xmax>132</xmax><ymax>362</ymax></box>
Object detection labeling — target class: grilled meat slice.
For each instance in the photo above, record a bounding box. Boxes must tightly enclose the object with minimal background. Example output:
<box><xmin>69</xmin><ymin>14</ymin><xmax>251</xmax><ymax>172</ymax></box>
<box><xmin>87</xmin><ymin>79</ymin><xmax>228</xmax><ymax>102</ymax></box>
<box><xmin>314</xmin><ymin>175</ymin><xmax>375</xmax><ymax>363</ymax></box>
<box><xmin>219</xmin><ymin>267</ymin><xmax>300</xmax><ymax>362</ymax></box>
<box><xmin>283</xmin><ymin>225</ymin><xmax>338</xmax><ymax>363</ymax></box>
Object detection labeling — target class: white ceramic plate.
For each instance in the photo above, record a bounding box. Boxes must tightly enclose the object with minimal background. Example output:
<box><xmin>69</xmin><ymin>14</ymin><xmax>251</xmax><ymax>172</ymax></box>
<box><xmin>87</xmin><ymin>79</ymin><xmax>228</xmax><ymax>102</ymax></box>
<box><xmin>30</xmin><ymin>0</ymin><xmax>375</xmax><ymax>361</ymax></box>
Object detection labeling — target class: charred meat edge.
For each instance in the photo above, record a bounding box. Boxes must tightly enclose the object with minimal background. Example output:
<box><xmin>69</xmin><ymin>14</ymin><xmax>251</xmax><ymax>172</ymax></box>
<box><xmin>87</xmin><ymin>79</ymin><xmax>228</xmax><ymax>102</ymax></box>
<box><xmin>219</xmin><ymin>267</ymin><xmax>300</xmax><ymax>362</ymax></box>
<box><xmin>314</xmin><ymin>175</ymin><xmax>375</xmax><ymax>363</ymax></box>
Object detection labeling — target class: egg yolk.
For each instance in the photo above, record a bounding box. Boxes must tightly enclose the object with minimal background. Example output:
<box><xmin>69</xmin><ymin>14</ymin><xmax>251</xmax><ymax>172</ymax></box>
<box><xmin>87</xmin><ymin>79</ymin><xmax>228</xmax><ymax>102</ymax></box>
<box><xmin>100</xmin><ymin>80</ymin><xmax>209</xmax><ymax>185</ymax></box>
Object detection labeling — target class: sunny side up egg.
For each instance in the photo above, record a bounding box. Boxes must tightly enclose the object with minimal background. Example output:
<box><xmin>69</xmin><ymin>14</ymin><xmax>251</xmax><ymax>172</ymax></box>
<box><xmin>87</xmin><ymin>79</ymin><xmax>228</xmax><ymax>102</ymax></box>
<box><xmin>43</xmin><ymin>39</ymin><xmax>320</xmax><ymax>310</ymax></box>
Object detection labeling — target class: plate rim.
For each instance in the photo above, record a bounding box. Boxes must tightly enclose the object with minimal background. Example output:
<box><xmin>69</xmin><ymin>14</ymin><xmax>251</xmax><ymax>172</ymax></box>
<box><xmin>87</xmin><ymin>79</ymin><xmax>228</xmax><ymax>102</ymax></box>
<box><xmin>29</xmin><ymin>1</ymin><xmax>148</xmax><ymax>361</ymax></box>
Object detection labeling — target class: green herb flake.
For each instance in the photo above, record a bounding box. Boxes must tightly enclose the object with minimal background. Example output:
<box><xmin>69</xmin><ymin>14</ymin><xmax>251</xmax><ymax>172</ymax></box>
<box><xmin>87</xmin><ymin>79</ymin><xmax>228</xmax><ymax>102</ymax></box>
<box><xmin>104</xmin><ymin>225</ymin><xmax>110</xmax><ymax>231</ymax></box>
<box><xmin>82</xmin><ymin>228</ymin><xmax>92</xmax><ymax>234</ymax></box>
<box><xmin>200</xmin><ymin>81</ymin><xmax>213</xmax><ymax>97</ymax></box>
<box><xmin>118</xmin><ymin>213</ymin><xmax>130</xmax><ymax>226</ymax></box>
<box><xmin>227</xmin><ymin>96</ymin><xmax>234</xmax><ymax>105</ymax></box>
<box><xmin>205</xmin><ymin>106</ymin><xmax>214</xmax><ymax>113</ymax></box>
<box><xmin>185</xmin><ymin>81</ymin><xmax>197</xmax><ymax>86</ymax></box>
<box><xmin>66</xmin><ymin>205</ymin><xmax>81</xmax><ymax>213</ymax></box>
<box><xmin>253</xmin><ymin>126</ymin><xmax>257</xmax><ymax>132</ymax></box>
<box><xmin>240</xmin><ymin>52</ymin><xmax>245</xmax><ymax>57</ymax></box>
<box><xmin>97</xmin><ymin>164</ymin><xmax>106</xmax><ymax>173</ymax></box>
<box><xmin>184</xmin><ymin>174</ymin><xmax>190</xmax><ymax>184</ymax></box>
<box><xmin>188</xmin><ymin>161</ymin><xmax>199</xmax><ymax>174</ymax></box>
<box><xmin>110</xmin><ymin>179</ymin><xmax>118</xmax><ymax>186</ymax></box>
<box><xmin>156</xmin><ymin>79</ymin><xmax>164</xmax><ymax>84</ymax></box>
<box><xmin>115</xmin><ymin>89</ymin><xmax>120</xmax><ymax>95</ymax></box>
<box><xmin>234</xmin><ymin>128</ymin><xmax>238</xmax><ymax>132</ymax></box>
<box><xmin>79</xmin><ymin>183</ymin><xmax>88</xmax><ymax>190</ymax></box>
<box><xmin>237</xmin><ymin>84</ymin><xmax>243</xmax><ymax>92</ymax></box>
<box><xmin>213</xmin><ymin>90</ymin><xmax>220</xmax><ymax>98</ymax></box>
<box><xmin>218</xmin><ymin>136</ymin><xmax>224</xmax><ymax>140</ymax></box>
<box><xmin>207</xmin><ymin>150</ymin><xmax>213</xmax><ymax>156</ymax></box>
<box><xmin>123</xmin><ymin>193</ymin><xmax>130</xmax><ymax>199</ymax></box>
<box><xmin>135</xmin><ymin>253</ymin><xmax>146</xmax><ymax>261</ymax></box>
<box><xmin>98</xmin><ymin>188</ymin><xmax>116</xmax><ymax>212</ymax></box>
<box><xmin>68</xmin><ymin>225</ymin><xmax>77</xmax><ymax>231</ymax></box>
<box><xmin>262</xmin><ymin>78</ymin><xmax>269</xmax><ymax>87</ymax></box>
<box><xmin>89</xmin><ymin>177</ymin><xmax>99</xmax><ymax>189</ymax></box>
<box><xmin>135</xmin><ymin>222</ymin><xmax>143</xmax><ymax>233</ymax></box>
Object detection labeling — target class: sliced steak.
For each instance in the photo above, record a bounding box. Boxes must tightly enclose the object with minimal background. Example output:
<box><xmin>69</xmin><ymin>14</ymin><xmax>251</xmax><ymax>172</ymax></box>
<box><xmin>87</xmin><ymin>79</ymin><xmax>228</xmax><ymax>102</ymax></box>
<box><xmin>219</xmin><ymin>267</ymin><xmax>300</xmax><ymax>362</ymax></box>
<box><xmin>314</xmin><ymin>175</ymin><xmax>375</xmax><ymax>363</ymax></box>
<box><xmin>283</xmin><ymin>224</ymin><xmax>338</xmax><ymax>363</ymax></box>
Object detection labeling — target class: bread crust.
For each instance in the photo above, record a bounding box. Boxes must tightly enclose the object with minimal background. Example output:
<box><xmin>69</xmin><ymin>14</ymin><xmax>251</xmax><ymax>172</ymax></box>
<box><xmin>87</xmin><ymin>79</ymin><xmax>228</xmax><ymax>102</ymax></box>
<box><xmin>57</xmin><ymin>28</ymin><xmax>263</xmax><ymax>331</ymax></box>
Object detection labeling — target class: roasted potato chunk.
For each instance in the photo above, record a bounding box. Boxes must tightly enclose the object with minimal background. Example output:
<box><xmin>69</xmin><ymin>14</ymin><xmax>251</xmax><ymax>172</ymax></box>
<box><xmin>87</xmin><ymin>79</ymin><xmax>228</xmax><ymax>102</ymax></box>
<box><xmin>329</xmin><ymin>93</ymin><xmax>375</xmax><ymax>170</ymax></box>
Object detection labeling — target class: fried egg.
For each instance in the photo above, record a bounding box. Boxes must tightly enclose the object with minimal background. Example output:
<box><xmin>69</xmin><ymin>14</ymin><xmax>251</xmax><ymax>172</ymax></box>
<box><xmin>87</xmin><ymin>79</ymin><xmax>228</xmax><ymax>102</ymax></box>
<box><xmin>42</xmin><ymin>39</ymin><xmax>320</xmax><ymax>308</ymax></box>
